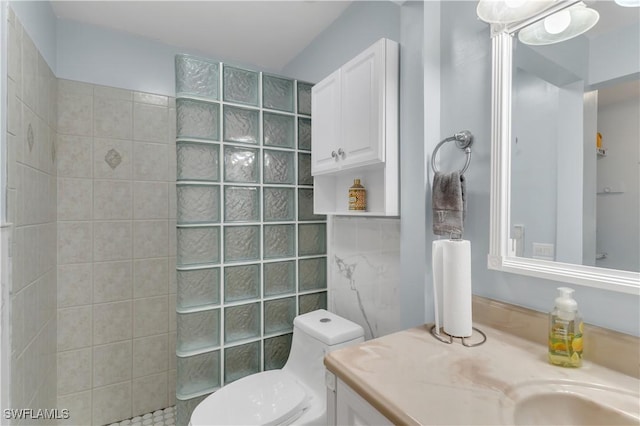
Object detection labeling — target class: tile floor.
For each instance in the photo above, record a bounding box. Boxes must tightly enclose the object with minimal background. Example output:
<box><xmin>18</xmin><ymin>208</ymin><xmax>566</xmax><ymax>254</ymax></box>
<box><xmin>108</xmin><ymin>406</ymin><xmax>175</xmax><ymax>426</ymax></box>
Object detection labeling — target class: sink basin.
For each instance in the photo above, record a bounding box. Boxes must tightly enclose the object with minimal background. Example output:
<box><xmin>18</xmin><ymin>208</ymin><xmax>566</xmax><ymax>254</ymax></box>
<box><xmin>501</xmin><ymin>380</ymin><xmax>640</xmax><ymax>425</ymax></box>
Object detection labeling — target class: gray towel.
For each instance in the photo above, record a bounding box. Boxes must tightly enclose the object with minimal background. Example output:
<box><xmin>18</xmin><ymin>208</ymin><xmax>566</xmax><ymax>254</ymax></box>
<box><xmin>432</xmin><ymin>171</ymin><xmax>465</xmax><ymax>237</ymax></box>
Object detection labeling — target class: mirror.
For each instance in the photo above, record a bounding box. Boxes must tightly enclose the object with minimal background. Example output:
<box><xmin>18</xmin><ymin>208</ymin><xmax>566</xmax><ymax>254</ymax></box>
<box><xmin>487</xmin><ymin>0</ymin><xmax>640</xmax><ymax>293</ymax></box>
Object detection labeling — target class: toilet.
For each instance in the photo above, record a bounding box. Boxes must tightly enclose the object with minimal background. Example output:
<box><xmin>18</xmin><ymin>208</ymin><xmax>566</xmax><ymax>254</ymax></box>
<box><xmin>189</xmin><ymin>309</ymin><xmax>364</xmax><ymax>426</ymax></box>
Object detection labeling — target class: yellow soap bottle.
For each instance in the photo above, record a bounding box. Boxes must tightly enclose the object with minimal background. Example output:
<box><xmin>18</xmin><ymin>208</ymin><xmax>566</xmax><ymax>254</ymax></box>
<box><xmin>548</xmin><ymin>287</ymin><xmax>583</xmax><ymax>368</ymax></box>
<box><xmin>348</xmin><ymin>179</ymin><xmax>366</xmax><ymax>211</ymax></box>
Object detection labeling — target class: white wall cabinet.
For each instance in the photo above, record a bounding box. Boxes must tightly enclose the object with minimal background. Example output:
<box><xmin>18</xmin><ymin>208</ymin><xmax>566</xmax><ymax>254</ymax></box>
<box><xmin>311</xmin><ymin>38</ymin><xmax>399</xmax><ymax>216</ymax></box>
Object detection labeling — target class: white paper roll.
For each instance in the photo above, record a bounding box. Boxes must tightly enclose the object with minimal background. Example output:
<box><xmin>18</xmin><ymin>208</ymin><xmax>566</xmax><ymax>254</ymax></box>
<box><xmin>432</xmin><ymin>240</ymin><xmax>446</xmax><ymax>335</ymax></box>
<box><xmin>442</xmin><ymin>239</ymin><xmax>473</xmax><ymax>337</ymax></box>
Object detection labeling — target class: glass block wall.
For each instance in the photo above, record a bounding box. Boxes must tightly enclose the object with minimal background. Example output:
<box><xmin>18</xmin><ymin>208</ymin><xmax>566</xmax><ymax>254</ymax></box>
<box><xmin>174</xmin><ymin>54</ymin><xmax>327</xmax><ymax>425</ymax></box>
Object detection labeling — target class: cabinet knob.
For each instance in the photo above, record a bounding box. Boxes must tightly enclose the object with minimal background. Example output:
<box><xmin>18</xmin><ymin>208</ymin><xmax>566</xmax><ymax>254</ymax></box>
<box><xmin>331</xmin><ymin>150</ymin><xmax>338</xmax><ymax>159</ymax></box>
<box><xmin>337</xmin><ymin>148</ymin><xmax>345</xmax><ymax>158</ymax></box>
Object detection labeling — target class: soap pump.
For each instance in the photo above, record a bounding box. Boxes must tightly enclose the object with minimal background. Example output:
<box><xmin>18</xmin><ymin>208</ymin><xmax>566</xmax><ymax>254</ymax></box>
<box><xmin>548</xmin><ymin>287</ymin><xmax>583</xmax><ymax>367</ymax></box>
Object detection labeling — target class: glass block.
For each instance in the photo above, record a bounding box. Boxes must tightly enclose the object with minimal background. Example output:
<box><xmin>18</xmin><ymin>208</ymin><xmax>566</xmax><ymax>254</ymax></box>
<box><xmin>263</xmin><ymin>112</ymin><xmax>295</xmax><ymax>148</ymax></box>
<box><xmin>223</xmin><ymin>65</ymin><xmax>259</xmax><ymax>106</ymax></box>
<box><xmin>177</xmin><ymin>99</ymin><xmax>220</xmax><ymax>140</ymax></box>
<box><xmin>177</xmin><ymin>309</ymin><xmax>220</xmax><ymax>353</ymax></box>
<box><xmin>177</xmin><ymin>268</ymin><xmax>221</xmax><ymax>310</ymax></box>
<box><xmin>224</xmin><ymin>341</ymin><xmax>260</xmax><ymax>384</ymax></box>
<box><xmin>297</xmin><ymin>153</ymin><xmax>313</xmax><ymax>185</ymax></box>
<box><xmin>264</xmin><ymin>261</ymin><xmax>296</xmax><ymax>297</ymax></box>
<box><xmin>298</xmin><ymin>224</ymin><xmax>326</xmax><ymax>256</ymax></box>
<box><xmin>264</xmin><ymin>225</ymin><xmax>295</xmax><ymax>259</ymax></box>
<box><xmin>263</xmin><ymin>187</ymin><xmax>294</xmax><ymax>222</ymax></box>
<box><xmin>264</xmin><ymin>333</ymin><xmax>292</xmax><ymax>371</ymax></box>
<box><xmin>298</xmin><ymin>118</ymin><xmax>311</xmax><ymax>151</ymax></box>
<box><xmin>297</xmin><ymin>82</ymin><xmax>312</xmax><ymax>115</ymax></box>
<box><xmin>264</xmin><ymin>150</ymin><xmax>295</xmax><ymax>184</ymax></box>
<box><xmin>224</xmin><ymin>226</ymin><xmax>260</xmax><ymax>262</ymax></box>
<box><xmin>263</xmin><ymin>75</ymin><xmax>294</xmax><ymax>112</ymax></box>
<box><xmin>177</xmin><ymin>226</ymin><xmax>220</xmax><ymax>266</ymax></box>
<box><xmin>299</xmin><ymin>292</ymin><xmax>327</xmax><ymax>315</ymax></box>
<box><xmin>177</xmin><ymin>395</ymin><xmax>209</xmax><ymax>426</ymax></box>
<box><xmin>224</xmin><ymin>264</ymin><xmax>260</xmax><ymax>303</ymax></box>
<box><xmin>224</xmin><ymin>303</ymin><xmax>260</xmax><ymax>343</ymax></box>
<box><xmin>298</xmin><ymin>188</ymin><xmax>325</xmax><ymax>221</ymax></box>
<box><xmin>299</xmin><ymin>257</ymin><xmax>327</xmax><ymax>291</ymax></box>
<box><xmin>224</xmin><ymin>186</ymin><xmax>259</xmax><ymax>223</ymax></box>
<box><xmin>223</xmin><ymin>105</ymin><xmax>259</xmax><ymax>144</ymax></box>
<box><xmin>264</xmin><ymin>297</ymin><xmax>295</xmax><ymax>335</ymax></box>
<box><xmin>223</xmin><ymin>146</ymin><xmax>259</xmax><ymax>183</ymax></box>
<box><xmin>177</xmin><ymin>142</ymin><xmax>220</xmax><ymax>182</ymax></box>
<box><xmin>177</xmin><ymin>351</ymin><xmax>220</xmax><ymax>397</ymax></box>
<box><xmin>177</xmin><ymin>185</ymin><xmax>220</xmax><ymax>224</ymax></box>
<box><xmin>175</xmin><ymin>54</ymin><xmax>219</xmax><ymax>100</ymax></box>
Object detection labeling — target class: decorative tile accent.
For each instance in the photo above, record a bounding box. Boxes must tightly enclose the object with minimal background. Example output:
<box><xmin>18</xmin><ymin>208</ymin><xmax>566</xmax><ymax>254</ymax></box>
<box><xmin>105</xmin><ymin>148</ymin><xmax>122</xmax><ymax>170</ymax></box>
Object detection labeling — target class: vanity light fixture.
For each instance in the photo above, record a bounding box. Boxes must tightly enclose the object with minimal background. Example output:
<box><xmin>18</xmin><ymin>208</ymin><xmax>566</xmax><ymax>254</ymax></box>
<box><xmin>518</xmin><ymin>2</ymin><xmax>599</xmax><ymax>45</ymax></box>
<box><xmin>476</xmin><ymin>0</ymin><xmax>555</xmax><ymax>24</ymax></box>
<box><xmin>614</xmin><ymin>0</ymin><xmax>640</xmax><ymax>6</ymax></box>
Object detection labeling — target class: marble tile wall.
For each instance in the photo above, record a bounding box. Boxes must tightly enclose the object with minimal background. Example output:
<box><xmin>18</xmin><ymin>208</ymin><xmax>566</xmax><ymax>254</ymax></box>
<box><xmin>330</xmin><ymin>217</ymin><xmax>402</xmax><ymax>340</ymax></box>
<box><xmin>5</xmin><ymin>9</ymin><xmax>59</xmax><ymax>424</ymax></box>
<box><xmin>55</xmin><ymin>78</ymin><xmax>177</xmax><ymax>425</ymax></box>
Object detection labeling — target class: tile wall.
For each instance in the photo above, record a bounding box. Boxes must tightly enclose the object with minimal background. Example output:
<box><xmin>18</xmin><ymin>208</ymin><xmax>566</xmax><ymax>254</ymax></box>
<box><xmin>330</xmin><ymin>217</ymin><xmax>402</xmax><ymax>340</ymax></box>
<box><xmin>5</xmin><ymin>8</ymin><xmax>59</xmax><ymax>423</ymax></box>
<box><xmin>55</xmin><ymin>78</ymin><xmax>177</xmax><ymax>425</ymax></box>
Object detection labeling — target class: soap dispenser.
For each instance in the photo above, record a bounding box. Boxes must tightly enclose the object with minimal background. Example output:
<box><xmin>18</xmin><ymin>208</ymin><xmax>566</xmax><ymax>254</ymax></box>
<box><xmin>548</xmin><ymin>287</ymin><xmax>583</xmax><ymax>368</ymax></box>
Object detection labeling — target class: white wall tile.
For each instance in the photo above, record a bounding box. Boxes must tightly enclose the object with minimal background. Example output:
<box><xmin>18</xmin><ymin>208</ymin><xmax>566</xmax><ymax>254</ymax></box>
<box><xmin>11</xmin><ymin>289</ymin><xmax>25</xmax><ymax>356</ymax></box>
<box><xmin>21</xmin><ymin>34</ymin><xmax>37</xmax><ymax>111</ymax></box>
<box><xmin>94</xmin><ymin>138</ymin><xmax>133</xmax><ymax>180</ymax></box>
<box><xmin>94</xmin><ymin>85</ymin><xmax>133</xmax><ymax>101</ymax></box>
<box><xmin>134</xmin><ymin>92</ymin><xmax>168</xmax><ymax>106</ymax></box>
<box><xmin>168</xmin><ymin>294</ymin><xmax>176</xmax><ymax>333</ymax></box>
<box><xmin>133</xmin><ymin>296</ymin><xmax>168</xmax><ymax>338</ymax></box>
<box><xmin>168</xmin><ymin>183</ymin><xmax>177</xmax><ymax>220</ymax></box>
<box><xmin>93</xmin><ymin>221</ymin><xmax>132</xmax><ymax>262</ymax></box>
<box><xmin>37</xmin><ymin>53</ymin><xmax>50</xmax><ymax>123</ymax></box>
<box><xmin>58</xmin><ymin>306</ymin><xmax>92</xmax><ymax>351</ymax></box>
<box><xmin>58</xmin><ymin>178</ymin><xmax>92</xmax><ymax>220</ymax></box>
<box><xmin>132</xmin><ymin>373</ymin><xmax>168</xmax><ymax>417</ymax></box>
<box><xmin>167</xmin><ymin>369</ymin><xmax>176</xmax><ymax>407</ymax></box>
<box><xmin>93</xmin><ymin>341</ymin><xmax>132</xmax><ymax>387</ymax></box>
<box><xmin>57</xmin><ymin>390</ymin><xmax>92</xmax><ymax>426</ymax></box>
<box><xmin>93</xmin><ymin>261</ymin><xmax>133</xmax><ymax>303</ymax></box>
<box><xmin>57</xmin><ymin>135</ymin><xmax>92</xmax><ymax>178</ymax></box>
<box><xmin>22</xmin><ymin>224</ymin><xmax>40</xmax><ymax>285</ymax></box>
<box><xmin>7</xmin><ymin>78</ymin><xmax>22</xmax><ymax>137</ymax></box>
<box><xmin>57</xmin><ymin>348</ymin><xmax>92</xmax><ymax>396</ymax></box>
<box><xmin>134</xmin><ymin>103</ymin><xmax>169</xmax><ymax>143</ymax></box>
<box><xmin>133</xmin><ymin>258</ymin><xmax>168</xmax><ymax>298</ymax></box>
<box><xmin>133</xmin><ymin>220</ymin><xmax>168</xmax><ymax>259</ymax></box>
<box><xmin>168</xmin><ymin>257</ymin><xmax>177</xmax><ymax>295</ymax></box>
<box><xmin>93</xmin><ymin>301</ymin><xmax>132</xmax><ymax>345</ymax></box>
<box><xmin>94</xmin><ymin>96</ymin><xmax>133</xmax><ymax>140</ymax></box>
<box><xmin>133</xmin><ymin>142</ymin><xmax>169</xmax><ymax>181</ymax></box>
<box><xmin>7</xmin><ymin>17</ymin><xmax>22</xmax><ymax>92</ymax></box>
<box><xmin>133</xmin><ymin>181</ymin><xmax>168</xmax><ymax>220</ymax></box>
<box><xmin>22</xmin><ymin>105</ymin><xmax>39</xmax><ymax>169</ymax></box>
<box><xmin>93</xmin><ymin>180</ymin><xmax>133</xmax><ymax>220</ymax></box>
<box><xmin>168</xmin><ymin>332</ymin><xmax>176</xmax><ymax>371</ymax></box>
<box><xmin>58</xmin><ymin>221</ymin><xmax>93</xmax><ymax>265</ymax></box>
<box><xmin>92</xmin><ymin>381</ymin><xmax>132</xmax><ymax>426</ymax></box>
<box><xmin>57</xmin><ymin>83</ymin><xmax>93</xmax><ymax>136</ymax></box>
<box><xmin>133</xmin><ymin>334</ymin><xmax>168</xmax><ymax>378</ymax></box>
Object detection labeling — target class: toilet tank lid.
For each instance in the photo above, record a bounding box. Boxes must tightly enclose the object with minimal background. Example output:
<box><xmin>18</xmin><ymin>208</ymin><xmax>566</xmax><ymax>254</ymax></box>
<box><xmin>294</xmin><ymin>309</ymin><xmax>364</xmax><ymax>345</ymax></box>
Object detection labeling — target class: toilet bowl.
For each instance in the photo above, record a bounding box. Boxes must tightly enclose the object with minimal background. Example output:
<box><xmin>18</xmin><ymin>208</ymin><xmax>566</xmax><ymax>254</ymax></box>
<box><xmin>189</xmin><ymin>309</ymin><xmax>364</xmax><ymax>426</ymax></box>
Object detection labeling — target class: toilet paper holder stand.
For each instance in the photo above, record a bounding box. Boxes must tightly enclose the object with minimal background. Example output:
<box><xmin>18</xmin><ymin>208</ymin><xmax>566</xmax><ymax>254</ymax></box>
<box><xmin>429</xmin><ymin>325</ymin><xmax>487</xmax><ymax>347</ymax></box>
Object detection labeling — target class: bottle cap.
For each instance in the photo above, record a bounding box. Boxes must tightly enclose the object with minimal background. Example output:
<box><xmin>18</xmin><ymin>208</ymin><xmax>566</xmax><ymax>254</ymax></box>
<box><xmin>555</xmin><ymin>287</ymin><xmax>577</xmax><ymax>312</ymax></box>
<box><xmin>354</xmin><ymin>179</ymin><xmax>360</xmax><ymax>185</ymax></box>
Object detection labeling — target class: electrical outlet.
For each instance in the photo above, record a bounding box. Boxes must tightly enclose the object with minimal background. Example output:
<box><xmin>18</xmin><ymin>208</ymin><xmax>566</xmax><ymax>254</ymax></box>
<box><xmin>532</xmin><ymin>243</ymin><xmax>554</xmax><ymax>260</ymax></box>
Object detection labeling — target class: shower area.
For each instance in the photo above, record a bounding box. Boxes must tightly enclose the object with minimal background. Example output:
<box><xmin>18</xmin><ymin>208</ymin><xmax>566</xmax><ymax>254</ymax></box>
<box><xmin>173</xmin><ymin>55</ymin><xmax>328</xmax><ymax>424</ymax></box>
<box><xmin>3</xmin><ymin>7</ymin><xmax>326</xmax><ymax>426</ymax></box>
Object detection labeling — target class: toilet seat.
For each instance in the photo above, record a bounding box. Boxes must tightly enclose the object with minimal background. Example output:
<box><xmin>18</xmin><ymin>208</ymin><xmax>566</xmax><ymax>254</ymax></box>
<box><xmin>190</xmin><ymin>370</ymin><xmax>310</xmax><ymax>426</ymax></box>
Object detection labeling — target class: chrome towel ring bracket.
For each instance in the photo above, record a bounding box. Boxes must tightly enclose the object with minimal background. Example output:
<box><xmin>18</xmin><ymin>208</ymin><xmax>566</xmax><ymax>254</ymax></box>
<box><xmin>431</xmin><ymin>130</ymin><xmax>474</xmax><ymax>175</ymax></box>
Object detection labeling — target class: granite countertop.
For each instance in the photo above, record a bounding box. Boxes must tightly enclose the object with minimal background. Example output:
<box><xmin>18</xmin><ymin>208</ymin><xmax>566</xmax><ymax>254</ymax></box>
<box><xmin>324</xmin><ymin>323</ymin><xmax>640</xmax><ymax>425</ymax></box>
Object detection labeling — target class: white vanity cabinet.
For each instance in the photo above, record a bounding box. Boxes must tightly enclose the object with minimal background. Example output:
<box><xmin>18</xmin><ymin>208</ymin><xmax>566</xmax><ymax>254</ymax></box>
<box><xmin>311</xmin><ymin>38</ymin><xmax>399</xmax><ymax>216</ymax></box>
<box><xmin>327</xmin><ymin>376</ymin><xmax>392</xmax><ymax>426</ymax></box>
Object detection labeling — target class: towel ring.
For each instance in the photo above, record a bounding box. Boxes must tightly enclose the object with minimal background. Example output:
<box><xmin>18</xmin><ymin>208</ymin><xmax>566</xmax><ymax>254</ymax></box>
<box><xmin>431</xmin><ymin>130</ymin><xmax>474</xmax><ymax>175</ymax></box>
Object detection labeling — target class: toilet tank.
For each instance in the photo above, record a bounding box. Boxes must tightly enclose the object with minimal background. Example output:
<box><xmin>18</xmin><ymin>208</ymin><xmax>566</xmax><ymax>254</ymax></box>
<box><xmin>283</xmin><ymin>310</ymin><xmax>364</xmax><ymax>403</ymax></box>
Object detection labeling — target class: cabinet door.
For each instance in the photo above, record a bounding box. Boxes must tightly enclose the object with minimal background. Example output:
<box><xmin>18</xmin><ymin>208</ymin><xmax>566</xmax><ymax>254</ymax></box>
<box><xmin>340</xmin><ymin>39</ymin><xmax>385</xmax><ymax>170</ymax></box>
<box><xmin>336</xmin><ymin>379</ymin><xmax>392</xmax><ymax>426</ymax></box>
<box><xmin>311</xmin><ymin>69</ymin><xmax>341</xmax><ymax>175</ymax></box>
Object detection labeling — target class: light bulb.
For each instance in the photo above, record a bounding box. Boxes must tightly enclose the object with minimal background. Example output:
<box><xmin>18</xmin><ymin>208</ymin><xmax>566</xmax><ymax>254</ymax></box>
<box><xmin>543</xmin><ymin>9</ymin><xmax>571</xmax><ymax>34</ymax></box>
